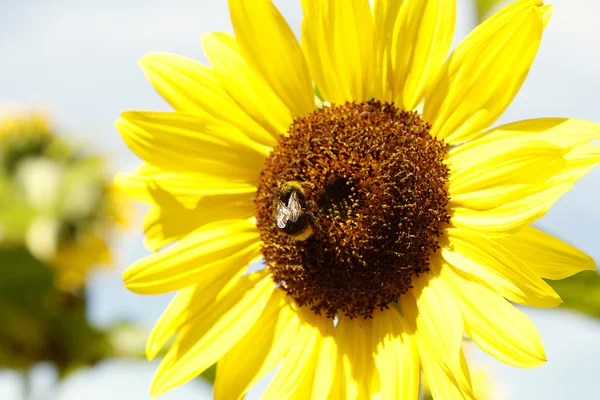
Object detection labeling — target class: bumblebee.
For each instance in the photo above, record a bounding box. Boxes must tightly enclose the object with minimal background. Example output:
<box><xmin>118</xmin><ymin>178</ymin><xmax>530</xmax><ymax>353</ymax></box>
<box><xmin>274</xmin><ymin>181</ymin><xmax>316</xmax><ymax>241</ymax></box>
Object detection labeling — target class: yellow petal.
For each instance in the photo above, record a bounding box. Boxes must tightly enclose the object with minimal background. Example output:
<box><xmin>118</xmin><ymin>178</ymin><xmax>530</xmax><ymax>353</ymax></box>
<box><xmin>420</xmin><ymin>346</ymin><xmax>475</xmax><ymax>400</ymax></box>
<box><xmin>448</xmin><ymin>139</ymin><xmax>568</xmax><ymax>210</ymax></box>
<box><xmin>327</xmin><ymin>334</ymin><xmax>348</xmax><ymax>400</ymax></box>
<box><xmin>371</xmin><ymin>0</ymin><xmax>403</xmax><ymax>101</ymax></box>
<box><xmin>140</xmin><ymin>52</ymin><xmax>229</xmax><ymax>114</ymax></box>
<box><xmin>142</xmin><ymin>189</ymin><xmax>255</xmax><ymax>251</ymax></box>
<box><xmin>151</xmin><ymin>271</ymin><xmax>274</xmax><ymax>396</ymax></box>
<box><xmin>494</xmin><ymin>226</ymin><xmax>596</xmax><ymax>280</ymax></box>
<box><xmin>449</xmin><ymin>118</ymin><xmax>600</xmax><ymax>157</ymax></box>
<box><xmin>451</xmin><ymin>183</ymin><xmax>573</xmax><ymax>236</ymax></box>
<box><xmin>442</xmin><ymin>264</ymin><xmax>547</xmax><ymax>368</ymax></box>
<box><xmin>214</xmin><ymin>289</ymin><xmax>301</xmax><ymax>400</ymax></box>
<box><xmin>116</xmin><ymin>111</ymin><xmax>267</xmax><ymax>179</ymax></box>
<box><xmin>301</xmin><ymin>0</ymin><xmax>374</xmax><ymax>103</ymax></box>
<box><xmin>123</xmin><ymin>219</ymin><xmax>260</xmax><ymax>294</ymax></box>
<box><xmin>311</xmin><ymin>319</ymin><xmax>337</xmax><ymax>400</ymax></box>
<box><xmin>448</xmin><ymin>139</ymin><xmax>566</xmax><ymax>196</ymax></box>
<box><xmin>143</xmin><ymin>203</ymin><xmax>193</xmax><ymax>251</ymax></box>
<box><xmin>301</xmin><ymin>0</ymin><xmax>342</xmax><ymax>102</ymax></box>
<box><xmin>424</xmin><ymin>6</ymin><xmax>543</xmax><ymax>143</ymax></box>
<box><xmin>540</xmin><ymin>4</ymin><xmax>553</xmax><ymax>27</ymax></box>
<box><xmin>262</xmin><ymin>312</ymin><xmax>329</xmax><ymax>400</ymax></box>
<box><xmin>436</xmin><ymin>133</ymin><xmax>593</xmax><ymax>211</ymax></box>
<box><xmin>146</xmin><ymin>267</ymin><xmax>246</xmax><ymax>360</ymax></box>
<box><xmin>390</xmin><ymin>0</ymin><xmax>455</xmax><ymax>110</ymax></box>
<box><xmin>451</xmin><ymin>143</ymin><xmax>600</xmax><ymax>210</ymax></box>
<box><xmin>201</xmin><ymin>32</ymin><xmax>292</xmax><ymax>142</ymax></box>
<box><xmin>146</xmin><ymin>285</ymin><xmax>194</xmax><ymax>360</ymax></box>
<box><xmin>114</xmin><ymin>163</ymin><xmax>256</xmax><ymax>208</ymax></box>
<box><xmin>229</xmin><ymin>0</ymin><xmax>314</xmax><ymax>117</ymax></box>
<box><xmin>450</xmin><ymin>184</ymin><xmax>543</xmax><ymax>212</ymax></box>
<box><xmin>401</xmin><ymin>274</ymin><xmax>474</xmax><ymax>399</ymax></box>
<box><xmin>547</xmin><ymin>145</ymin><xmax>600</xmax><ymax>185</ymax></box>
<box><xmin>442</xmin><ymin>228</ymin><xmax>562</xmax><ymax>307</ymax></box>
<box><xmin>335</xmin><ymin>316</ymin><xmax>373</xmax><ymax>399</ymax></box>
<box><xmin>371</xmin><ymin>307</ymin><xmax>419</xmax><ymax>400</ymax></box>
<box><xmin>140</xmin><ymin>53</ymin><xmax>275</xmax><ymax>146</ymax></box>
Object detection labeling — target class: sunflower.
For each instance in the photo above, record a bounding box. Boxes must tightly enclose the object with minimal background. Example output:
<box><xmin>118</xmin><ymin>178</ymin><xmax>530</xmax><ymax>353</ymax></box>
<box><xmin>116</xmin><ymin>0</ymin><xmax>600</xmax><ymax>398</ymax></box>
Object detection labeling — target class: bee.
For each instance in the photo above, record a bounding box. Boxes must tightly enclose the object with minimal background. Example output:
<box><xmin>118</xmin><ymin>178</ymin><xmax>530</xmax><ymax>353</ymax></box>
<box><xmin>274</xmin><ymin>181</ymin><xmax>316</xmax><ymax>241</ymax></box>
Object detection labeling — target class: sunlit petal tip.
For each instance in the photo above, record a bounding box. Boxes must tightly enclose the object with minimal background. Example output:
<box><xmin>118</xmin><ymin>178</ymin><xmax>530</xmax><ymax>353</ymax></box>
<box><xmin>519</xmin><ymin>344</ymin><xmax>547</xmax><ymax>367</ymax></box>
<box><xmin>540</xmin><ymin>352</ymin><xmax>548</xmax><ymax>364</ymax></box>
<box><xmin>540</xmin><ymin>4</ymin><xmax>553</xmax><ymax>27</ymax></box>
<box><xmin>122</xmin><ymin>264</ymin><xmax>138</xmax><ymax>285</ymax></box>
<box><xmin>122</xmin><ymin>263</ymin><xmax>151</xmax><ymax>293</ymax></box>
<box><xmin>150</xmin><ymin>373</ymin><xmax>171</xmax><ymax>398</ymax></box>
<box><xmin>584</xmin><ymin>259</ymin><xmax>597</xmax><ymax>272</ymax></box>
<box><xmin>536</xmin><ymin>290</ymin><xmax>562</xmax><ymax>308</ymax></box>
<box><xmin>139</xmin><ymin>52</ymin><xmax>158</xmax><ymax>64</ymax></box>
<box><xmin>114</xmin><ymin>118</ymin><xmax>125</xmax><ymax>131</ymax></box>
<box><xmin>114</xmin><ymin>119</ymin><xmax>136</xmax><ymax>144</ymax></box>
<box><xmin>494</xmin><ymin>226</ymin><xmax>597</xmax><ymax>280</ymax></box>
<box><xmin>139</xmin><ymin>52</ymin><xmax>170</xmax><ymax>71</ymax></box>
<box><xmin>138</xmin><ymin>53</ymin><xmax>179</xmax><ymax>85</ymax></box>
<box><xmin>146</xmin><ymin>343</ymin><xmax>161</xmax><ymax>361</ymax></box>
<box><xmin>120</xmin><ymin>110</ymin><xmax>141</xmax><ymax>121</ymax></box>
<box><xmin>138</xmin><ymin>53</ymin><xmax>154</xmax><ymax>70</ymax></box>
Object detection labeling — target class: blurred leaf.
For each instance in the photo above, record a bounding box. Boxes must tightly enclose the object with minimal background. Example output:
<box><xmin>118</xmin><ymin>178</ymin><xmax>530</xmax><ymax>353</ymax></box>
<box><xmin>0</xmin><ymin>246</ymin><xmax>111</xmax><ymax>376</ymax></box>
<box><xmin>473</xmin><ymin>0</ymin><xmax>509</xmax><ymax>22</ymax></box>
<box><xmin>549</xmin><ymin>270</ymin><xmax>600</xmax><ymax>319</ymax></box>
<box><xmin>200</xmin><ymin>364</ymin><xmax>217</xmax><ymax>384</ymax></box>
<box><xmin>107</xmin><ymin>322</ymin><xmax>148</xmax><ymax>359</ymax></box>
<box><xmin>0</xmin><ymin>178</ymin><xmax>37</xmax><ymax>243</ymax></box>
<box><xmin>0</xmin><ymin>204</ymin><xmax>37</xmax><ymax>244</ymax></box>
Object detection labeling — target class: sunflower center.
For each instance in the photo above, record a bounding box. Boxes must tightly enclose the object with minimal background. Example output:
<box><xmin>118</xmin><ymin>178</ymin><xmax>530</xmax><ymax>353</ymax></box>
<box><xmin>255</xmin><ymin>100</ymin><xmax>450</xmax><ymax>318</ymax></box>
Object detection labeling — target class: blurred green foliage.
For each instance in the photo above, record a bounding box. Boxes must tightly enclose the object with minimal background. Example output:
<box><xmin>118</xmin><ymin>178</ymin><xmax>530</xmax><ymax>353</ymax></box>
<box><xmin>549</xmin><ymin>270</ymin><xmax>600</xmax><ymax>319</ymax></box>
<box><xmin>0</xmin><ymin>127</ymin><xmax>107</xmax><ymax>252</ymax></box>
<box><xmin>0</xmin><ymin>246</ymin><xmax>109</xmax><ymax>377</ymax></box>
<box><xmin>201</xmin><ymin>364</ymin><xmax>217</xmax><ymax>384</ymax></box>
<box><xmin>0</xmin><ymin>111</ymin><xmax>131</xmax><ymax>386</ymax></box>
<box><xmin>473</xmin><ymin>0</ymin><xmax>509</xmax><ymax>22</ymax></box>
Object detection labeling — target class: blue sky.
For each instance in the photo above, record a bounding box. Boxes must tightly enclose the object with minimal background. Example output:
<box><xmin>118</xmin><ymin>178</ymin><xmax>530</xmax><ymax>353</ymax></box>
<box><xmin>1</xmin><ymin>0</ymin><xmax>600</xmax><ymax>398</ymax></box>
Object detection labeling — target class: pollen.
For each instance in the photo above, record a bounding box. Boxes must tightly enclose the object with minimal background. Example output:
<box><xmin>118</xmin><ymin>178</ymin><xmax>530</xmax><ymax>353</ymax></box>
<box><xmin>255</xmin><ymin>100</ymin><xmax>450</xmax><ymax>318</ymax></box>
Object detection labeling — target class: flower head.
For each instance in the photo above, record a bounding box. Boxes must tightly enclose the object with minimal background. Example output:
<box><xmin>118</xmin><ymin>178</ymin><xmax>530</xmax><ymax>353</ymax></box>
<box><xmin>117</xmin><ymin>0</ymin><xmax>600</xmax><ymax>398</ymax></box>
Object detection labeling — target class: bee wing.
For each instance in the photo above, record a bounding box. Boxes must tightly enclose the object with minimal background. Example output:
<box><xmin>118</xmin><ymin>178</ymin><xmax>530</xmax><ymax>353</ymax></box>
<box><xmin>276</xmin><ymin>200</ymin><xmax>291</xmax><ymax>229</ymax></box>
<box><xmin>287</xmin><ymin>191</ymin><xmax>302</xmax><ymax>222</ymax></box>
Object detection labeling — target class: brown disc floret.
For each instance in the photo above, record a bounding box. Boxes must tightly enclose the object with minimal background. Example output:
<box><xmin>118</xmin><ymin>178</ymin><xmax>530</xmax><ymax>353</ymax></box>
<box><xmin>255</xmin><ymin>100</ymin><xmax>450</xmax><ymax>319</ymax></box>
